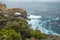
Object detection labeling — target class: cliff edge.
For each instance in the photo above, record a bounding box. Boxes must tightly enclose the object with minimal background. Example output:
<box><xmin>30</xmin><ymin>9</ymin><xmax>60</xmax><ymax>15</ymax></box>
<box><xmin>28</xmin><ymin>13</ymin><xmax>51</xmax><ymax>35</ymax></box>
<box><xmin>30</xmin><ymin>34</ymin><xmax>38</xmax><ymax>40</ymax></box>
<box><xmin>0</xmin><ymin>3</ymin><xmax>27</xmax><ymax>19</ymax></box>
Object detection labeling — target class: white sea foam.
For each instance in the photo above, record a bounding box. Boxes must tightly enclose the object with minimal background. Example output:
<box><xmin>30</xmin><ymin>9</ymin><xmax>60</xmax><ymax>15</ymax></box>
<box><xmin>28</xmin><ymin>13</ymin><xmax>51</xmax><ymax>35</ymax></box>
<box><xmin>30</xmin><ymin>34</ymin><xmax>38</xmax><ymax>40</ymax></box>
<box><xmin>28</xmin><ymin>15</ymin><xmax>60</xmax><ymax>36</ymax></box>
<box><xmin>56</xmin><ymin>17</ymin><xmax>59</xmax><ymax>20</ymax></box>
<box><xmin>27</xmin><ymin>15</ymin><xmax>42</xmax><ymax>19</ymax></box>
<box><xmin>14</xmin><ymin>12</ymin><xmax>21</xmax><ymax>15</ymax></box>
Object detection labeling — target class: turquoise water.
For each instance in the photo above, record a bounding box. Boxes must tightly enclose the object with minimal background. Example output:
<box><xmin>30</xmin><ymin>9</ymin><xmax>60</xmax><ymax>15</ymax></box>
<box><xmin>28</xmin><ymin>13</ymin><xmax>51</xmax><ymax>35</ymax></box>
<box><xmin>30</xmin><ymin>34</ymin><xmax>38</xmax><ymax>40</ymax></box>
<box><xmin>2</xmin><ymin>2</ymin><xmax>60</xmax><ymax>36</ymax></box>
<box><xmin>28</xmin><ymin>15</ymin><xmax>60</xmax><ymax>36</ymax></box>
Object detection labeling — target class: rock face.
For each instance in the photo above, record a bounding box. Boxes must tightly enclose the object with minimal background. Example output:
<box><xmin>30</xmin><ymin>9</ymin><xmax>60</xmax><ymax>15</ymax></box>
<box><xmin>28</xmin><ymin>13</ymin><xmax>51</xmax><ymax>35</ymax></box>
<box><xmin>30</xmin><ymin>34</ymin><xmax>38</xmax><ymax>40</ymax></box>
<box><xmin>0</xmin><ymin>3</ymin><xmax>27</xmax><ymax>19</ymax></box>
<box><xmin>45</xmin><ymin>34</ymin><xmax>60</xmax><ymax>40</ymax></box>
<box><xmin>0</xmin><ymin>3</ymin><xmax>7</xmax><ymax>11</ymax></box>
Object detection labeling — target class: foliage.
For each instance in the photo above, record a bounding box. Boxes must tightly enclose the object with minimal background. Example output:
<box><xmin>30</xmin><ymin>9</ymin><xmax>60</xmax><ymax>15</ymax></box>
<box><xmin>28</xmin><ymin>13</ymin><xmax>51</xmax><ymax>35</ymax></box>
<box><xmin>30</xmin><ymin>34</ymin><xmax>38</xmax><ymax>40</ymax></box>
<box><xmin>0</xmin><ymin>18</ymin><xmax>8</xmax><ymax>30</ymax></box>
<box><xmin>0</xmin><ymin>29</ymin><xmax>21</xmax><ymax>40</ymax></box>
<box><xmin>30</xmin><ymin>30</ymin><xmax>46</xmax><ymax>39</ymax></box>
<box><xmin>0</xmin><ymin>15</ymin><xmax>46</xmax><ymax>40</ymax></box>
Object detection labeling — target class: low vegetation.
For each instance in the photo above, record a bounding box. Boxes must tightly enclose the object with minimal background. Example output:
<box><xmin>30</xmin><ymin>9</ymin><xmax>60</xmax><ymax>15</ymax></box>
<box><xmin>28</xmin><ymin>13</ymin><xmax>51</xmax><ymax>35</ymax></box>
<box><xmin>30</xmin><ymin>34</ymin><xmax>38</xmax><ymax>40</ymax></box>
<box><xmin>0</xmin><ymin>14</ymin><xmax>46</xmax><ymax>40</ymax></box>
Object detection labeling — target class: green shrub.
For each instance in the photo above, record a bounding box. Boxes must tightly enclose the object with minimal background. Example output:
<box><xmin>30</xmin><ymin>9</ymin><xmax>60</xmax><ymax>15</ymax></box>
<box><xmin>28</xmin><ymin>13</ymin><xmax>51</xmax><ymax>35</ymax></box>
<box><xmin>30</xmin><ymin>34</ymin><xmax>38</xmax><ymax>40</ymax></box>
<box><xmin>0</xmin><ymin>16</ymin><xmax>46</xmax><ymax>40</ymax></box>
<box><xmin>0</xmin><ymin>29</ymin><xmax>21</xmax><ymax>40</ymax></box>
<box><xmin>30</xmin><ymin>30</ymin><xmax>46</xmax><ymax>39</ymax></box>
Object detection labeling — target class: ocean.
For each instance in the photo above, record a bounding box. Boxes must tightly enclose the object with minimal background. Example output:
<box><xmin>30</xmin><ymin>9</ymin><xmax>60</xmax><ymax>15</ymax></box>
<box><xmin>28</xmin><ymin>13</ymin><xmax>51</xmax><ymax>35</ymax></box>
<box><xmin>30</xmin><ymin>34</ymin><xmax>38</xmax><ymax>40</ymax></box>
<box><xmin>2</xmin><ymin>1</ymin><xmax>60</xmax><ymax>36</ymax></box>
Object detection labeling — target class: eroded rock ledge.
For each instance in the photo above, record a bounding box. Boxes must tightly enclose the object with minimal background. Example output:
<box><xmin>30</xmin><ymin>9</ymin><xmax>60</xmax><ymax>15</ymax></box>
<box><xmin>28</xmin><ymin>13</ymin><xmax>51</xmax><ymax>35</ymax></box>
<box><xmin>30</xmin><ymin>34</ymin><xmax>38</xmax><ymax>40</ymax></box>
<box><xmin>0</xmin><ymin>3</ymin><xmax>27</xmax><ymax>19</ymax></box>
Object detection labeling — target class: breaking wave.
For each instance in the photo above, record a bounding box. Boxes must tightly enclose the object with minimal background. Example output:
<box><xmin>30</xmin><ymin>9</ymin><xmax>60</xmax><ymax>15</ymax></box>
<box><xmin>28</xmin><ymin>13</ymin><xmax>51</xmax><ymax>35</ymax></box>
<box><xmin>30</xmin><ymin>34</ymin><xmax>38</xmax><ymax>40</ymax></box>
<box><xmin>28</xmin><ymin>15</ymin><xmax>60</xmax><ymax>36</ymax></box>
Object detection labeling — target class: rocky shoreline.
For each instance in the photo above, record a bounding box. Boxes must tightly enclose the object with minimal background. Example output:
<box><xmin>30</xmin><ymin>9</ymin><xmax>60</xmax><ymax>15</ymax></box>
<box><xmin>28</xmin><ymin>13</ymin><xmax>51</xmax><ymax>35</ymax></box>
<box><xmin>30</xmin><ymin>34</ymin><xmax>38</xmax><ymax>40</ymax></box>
<box><xmin>0</xmin><ymin>3</ymin><xmax>60</xmax><ymax>40</ymax></box>
<box><xmin>44</xmin><ymin>34</ymin><xmax>60</xmax><ymax>40</ymax></box>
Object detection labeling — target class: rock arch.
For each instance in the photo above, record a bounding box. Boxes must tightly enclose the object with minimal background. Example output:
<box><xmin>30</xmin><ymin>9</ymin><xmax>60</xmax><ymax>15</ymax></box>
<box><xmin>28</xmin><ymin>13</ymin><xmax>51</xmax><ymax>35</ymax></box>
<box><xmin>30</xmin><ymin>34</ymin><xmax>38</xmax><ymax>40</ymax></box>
<box><xmin>4</xmin><ymin>8</ymin><xmax>27</xmax><ymax>18</ymax></box>
<box><xmin>0</xmin><ymin>3</ymin><xmax>27</xmax><ymax>19</ymax></box>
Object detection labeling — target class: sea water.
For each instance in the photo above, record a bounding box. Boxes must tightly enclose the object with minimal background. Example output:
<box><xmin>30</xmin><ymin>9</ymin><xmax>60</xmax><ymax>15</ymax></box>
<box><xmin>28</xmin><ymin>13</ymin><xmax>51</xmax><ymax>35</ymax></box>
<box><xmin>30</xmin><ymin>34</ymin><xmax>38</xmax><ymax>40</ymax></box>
<box><xmin>2</xmin><ymin>1</ymin><xmax>60</xmax><ymax>36</ymax></box>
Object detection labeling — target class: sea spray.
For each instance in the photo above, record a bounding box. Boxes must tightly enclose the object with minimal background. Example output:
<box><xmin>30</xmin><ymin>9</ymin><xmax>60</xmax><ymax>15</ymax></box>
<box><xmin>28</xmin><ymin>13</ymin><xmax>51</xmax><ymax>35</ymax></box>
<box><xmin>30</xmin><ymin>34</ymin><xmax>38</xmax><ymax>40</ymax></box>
<box><xmin>27</xmin><ymin>15</ymin><xmax>60</xmax><ymax>36</ymax></box>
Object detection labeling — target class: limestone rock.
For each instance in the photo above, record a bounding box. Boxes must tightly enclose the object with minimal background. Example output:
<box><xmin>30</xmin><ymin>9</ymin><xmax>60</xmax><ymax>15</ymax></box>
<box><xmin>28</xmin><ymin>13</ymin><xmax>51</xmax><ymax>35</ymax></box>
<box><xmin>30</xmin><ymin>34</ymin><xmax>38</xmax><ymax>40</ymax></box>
<box><xmin>0</xmin><ymin>3</ymin><xmax>27</xmax><ymax>19</ymax></box>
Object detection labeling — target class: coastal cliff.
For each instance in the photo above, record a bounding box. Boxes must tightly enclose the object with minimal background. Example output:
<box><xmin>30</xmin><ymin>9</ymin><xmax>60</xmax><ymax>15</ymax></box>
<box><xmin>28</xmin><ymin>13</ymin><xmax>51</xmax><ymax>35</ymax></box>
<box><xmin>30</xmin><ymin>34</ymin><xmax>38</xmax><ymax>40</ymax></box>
<box><xmin>0</xmin><ymin>3</ymin><xmax>46</xmax><ymax>40</ymax></box>
<box><xmin>0</xmin><ymin>3</ymin><xmax>27</xmax><ymax>19</ymax></box>
<box><xmin>0</xmin><ymin>3</ymin><xmax>60</xmax><ymax>40</ymax></box>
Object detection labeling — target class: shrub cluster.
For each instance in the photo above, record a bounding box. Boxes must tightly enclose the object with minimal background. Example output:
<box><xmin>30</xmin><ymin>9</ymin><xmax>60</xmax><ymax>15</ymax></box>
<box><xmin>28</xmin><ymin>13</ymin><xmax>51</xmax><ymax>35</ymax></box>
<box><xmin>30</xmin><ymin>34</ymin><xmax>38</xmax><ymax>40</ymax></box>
<box><xmin>0</xmin><ymin>15</ymin><xmax>46</xmax><ymax>40</ymax></box>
